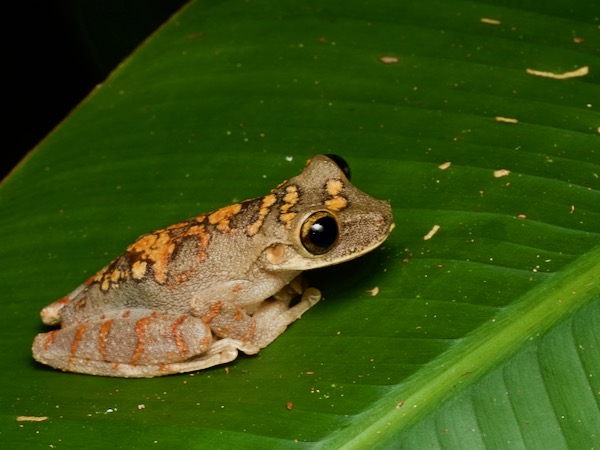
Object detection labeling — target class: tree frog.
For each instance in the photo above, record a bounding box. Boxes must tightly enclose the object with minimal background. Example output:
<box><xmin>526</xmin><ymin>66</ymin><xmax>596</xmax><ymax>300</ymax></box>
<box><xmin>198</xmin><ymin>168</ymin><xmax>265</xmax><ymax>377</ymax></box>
<box><xmin>32</xmin><ymin>155</ymin><xmax>394</xmax><ymax>377</ymax></box>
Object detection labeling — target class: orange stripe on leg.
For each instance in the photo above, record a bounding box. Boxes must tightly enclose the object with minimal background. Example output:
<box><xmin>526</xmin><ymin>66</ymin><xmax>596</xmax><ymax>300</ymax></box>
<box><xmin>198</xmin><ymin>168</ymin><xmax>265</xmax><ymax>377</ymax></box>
<box><xmin>131</xmin><ymin>317</ymin><xmax>150</xmax><ymax>363</ymax></box>
<box><xmin>202</xmin><ymin>300</ymin><xmax>223</xmax><ymax>323</ymax></box>
<box><xmin>69</xmin><ymin>324</ymin><xmax>87</xmax><ymax>366</ymax></box>
<box><xmin>98</xmin><ymin>319</ymin><xmax>113</xmax><ymax>360</ymax></box>
<box><xmin>171</xmin><ymin>316</ymin><xmax>189</xmax><ymax>357</ymax></box>
<box><xmin>43</xmin><ymin>330</ymin><xmax>59</xmax><ymax>350</ymax></box>
<box><xmin>234</xmin><ymin>307</ymin><xmax>243</xmax><ymax>321</ymax></box>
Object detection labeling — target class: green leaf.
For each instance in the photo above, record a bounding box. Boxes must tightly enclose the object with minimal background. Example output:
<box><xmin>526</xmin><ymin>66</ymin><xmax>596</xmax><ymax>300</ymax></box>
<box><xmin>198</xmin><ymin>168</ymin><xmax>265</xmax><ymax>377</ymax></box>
<box><xmin>1</xmin><ymin>0</ymin><xmax>598</xmax><ymax>448</ymax></box>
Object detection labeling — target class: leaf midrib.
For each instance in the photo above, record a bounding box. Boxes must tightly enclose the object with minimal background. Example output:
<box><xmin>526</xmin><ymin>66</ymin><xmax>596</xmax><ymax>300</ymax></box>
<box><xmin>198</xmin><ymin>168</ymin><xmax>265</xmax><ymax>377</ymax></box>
<box><xmin>319</xmin><ymin>244</ymin><xmax>600</xmax><ymax>449</ymax></box>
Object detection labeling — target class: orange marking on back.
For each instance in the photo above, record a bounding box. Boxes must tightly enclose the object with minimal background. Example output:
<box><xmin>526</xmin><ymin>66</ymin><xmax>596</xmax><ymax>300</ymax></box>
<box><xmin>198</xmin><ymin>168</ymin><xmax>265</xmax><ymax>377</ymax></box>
<box><xmin>279</xmin><ymin>212</ymin><xmax>296</xmax><ymax>226</ymax></box>
<box><xmin>131</xmin><ymin>260</ymin><xmax>147</xmax><ymax>280</ymax></box>
<box><xmin>69</xmin><ymin>324</ymin><xmax>86</xmax><ymax>365</ymax></box>
<box><xmin>282</xmin><ymin>185</ymin><xmax>299</xmax><ymax>206</ymax></box>
<box><xmin>132</xmin><ymin>317</ymin><xmax>150</xmax><ymax>363</ymax></box>
<box><xmin>324</xmin><ymin>179</ymin><xmax>348</xmax><ymax>211</ymax></box>
<box><xmin>56</xmin><ymin>296</ymin><xmax>70</xmax><ymax>305</ymax></box>
<box><xmin>280</xmin><ymin>185</ymin><xmax>298</xmax><ymax>213</ymax></box>
<box><xmin>326</xmin><ymin>179</ymin><xmax>343</xmax><ymax>196</ymax></box>
<box><xmin>128</xmin><ymin>231</ymin><xmax>175</xmax><ymax>284</ymax></box>
<box><xmin>110</xmin><ymin>269</ymin><xmax>121</xmax><ymax>283</ymax></box>
<box><xmin>98</xmin><ymin>319</ymin><xmax>114</xmax><ymax>359</ymax></box>
<box><xmin>128</xmin><ymin>233</ymin><xmax>159</xmax><ymax>253</ymax></box>
<box><xmin>232</xmin><ymin>284</ymin><xmax>242</xmax><ymax>293</ymax></box>
<box><xmin>166</xmin><ymin>221</ymin><xmax>188</xmax><ymax>231</ymax></box>
<box><xmin>209</xmin><ymin>203</ymin><xmax>242</xmax><ymax>232</ymax></box>
<box><xmin>278</xmin><ymin>185</ymin><xmax>300</xmax><ymax>225</ymax></box>
<box><xmin>247</xmin><ymin>194</ymin><xmax>277</xmax><ymax>236</ymax></box>
<box><xmin>93</xmin><ymin>263</ymin><xmax>129</xmax><ymax>292</ymax></box>
<box><xmin>325</xmin><ymin>196</ymin><xmax>348</xmax><ymax>211</ymax></box>
<box><xmin>182</xmin><ymin>224</ymin><xmax>210</xmax><ymax>260</ymax></box>
<box><xmin>93</xmin><ymin>267</ymin><xmax>106</xmax><ymax>284</ymax></box>
<box><xmin>122</xmin><ymin>310</ymin><xmax>131</xmax><ymax>318</ymax></box>
<box><xmin>171</xmin><ymin>316</ymin><xmax>189</xmax><ymax>357</ymax></box>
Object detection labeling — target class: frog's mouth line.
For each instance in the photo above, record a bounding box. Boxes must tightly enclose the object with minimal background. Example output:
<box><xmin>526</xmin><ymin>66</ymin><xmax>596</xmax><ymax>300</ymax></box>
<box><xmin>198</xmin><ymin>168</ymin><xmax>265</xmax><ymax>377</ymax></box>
<box><xmin>336</xmin><ymin>221</ymin><xmax>395</xmax><ymax>263</ymax></box>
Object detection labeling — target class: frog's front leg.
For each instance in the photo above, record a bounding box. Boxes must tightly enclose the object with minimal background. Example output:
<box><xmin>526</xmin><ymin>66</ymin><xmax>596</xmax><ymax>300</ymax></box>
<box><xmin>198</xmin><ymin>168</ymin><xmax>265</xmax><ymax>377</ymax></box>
<box><xmin>251</xmin><ymin>283</ymin><xmax>322</xmax><ymax>349</ymax></box>
<box><xmin>32</xmin><ymin>309</ymin><xmax>219</xmax><ymax>378</ymax></box>
<box><xmin>180</xmin><ymin>283</ymin><xmax>321</xmax><ymax>375</ymax></box>
<box><xmin>194</xmin><ymin>276</ymin><xmax>322</xmax><ymax>355</ymax></box>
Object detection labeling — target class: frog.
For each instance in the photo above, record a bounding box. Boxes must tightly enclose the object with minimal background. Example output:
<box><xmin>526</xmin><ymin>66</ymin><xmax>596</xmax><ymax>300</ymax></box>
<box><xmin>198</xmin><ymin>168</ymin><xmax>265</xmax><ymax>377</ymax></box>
<box><xmin>32</xmin><ymin>154</ymin><xmax>394</xmax><ymax>377</ymax></box>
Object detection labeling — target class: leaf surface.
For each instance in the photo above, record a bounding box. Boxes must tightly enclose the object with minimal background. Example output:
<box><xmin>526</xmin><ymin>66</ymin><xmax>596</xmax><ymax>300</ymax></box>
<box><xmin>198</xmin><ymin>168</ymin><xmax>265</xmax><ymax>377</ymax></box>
<box><xmin>1</xmin><ymin>0</ymin><xmax>598</xmax><ymax>448</ymax></box>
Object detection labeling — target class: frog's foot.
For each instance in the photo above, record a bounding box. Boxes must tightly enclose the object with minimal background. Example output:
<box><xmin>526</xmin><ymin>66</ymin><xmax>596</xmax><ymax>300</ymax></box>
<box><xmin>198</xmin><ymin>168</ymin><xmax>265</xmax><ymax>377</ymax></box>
<box><xmin>39</xmin><ymin>282</ymin><xmax>88</xmax><ymax>326</ymax></box>
<box><xmin>32</xmin><ymin>309</ymin><xmax>226</xmax><ymax>378</ymax></box>
<box><xmin>250</xmin><ymin>278</ymin><xmax>322</xmax><ymax>350</ymax></box>
<box><xmin>151</xmin><ymin>338</ymin><xmax>262</xmax><ymax>375</ymax></box>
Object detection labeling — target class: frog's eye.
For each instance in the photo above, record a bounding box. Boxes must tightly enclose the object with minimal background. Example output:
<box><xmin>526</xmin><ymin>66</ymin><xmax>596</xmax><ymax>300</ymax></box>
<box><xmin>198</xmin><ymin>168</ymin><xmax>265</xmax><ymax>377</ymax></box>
<box><xmin>300</xmin><ymin>211</ymin><xmax>339</xmax><ymax>255</ymax></box>
<box><xmin>324</xmin><ymin>154</ymin><xmax>351</xmax><ymax>180</ymax></box>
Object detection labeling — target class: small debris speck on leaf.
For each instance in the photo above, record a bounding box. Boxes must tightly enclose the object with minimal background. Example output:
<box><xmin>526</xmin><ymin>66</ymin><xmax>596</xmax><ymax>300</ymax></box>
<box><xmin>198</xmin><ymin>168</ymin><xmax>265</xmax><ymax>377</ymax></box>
<box><xmin>16</xmin><ymin>416</ymin><xmax>48</xmax><ymax>422</ymax></box>
<box><xmin>379</xmin><ymin>56</ymin><xmax>399</xmax><ymax>64</ymax></box>
<box><xmin>366</xmin><ymin>286</ymin><xmax>380</xmax><ymax>296</ymax></box>
<box><xmin>495</xmin><ymin>116</ymin><xmax>518</xmax><ymax>124</ymax></box>
<box><xmin>424</xmin><ymin>225</ymin><xmax>441</xmax><ymax>240</ymax></box>
<box><xmin>480</xmin><ymin>17</ymin><xmax>501</xmax><ymax>25</ymax></box>
<box><xmin>526</xmin><ymin>66</ymin><xmax>589</xmax><ymax>80</ymax></box>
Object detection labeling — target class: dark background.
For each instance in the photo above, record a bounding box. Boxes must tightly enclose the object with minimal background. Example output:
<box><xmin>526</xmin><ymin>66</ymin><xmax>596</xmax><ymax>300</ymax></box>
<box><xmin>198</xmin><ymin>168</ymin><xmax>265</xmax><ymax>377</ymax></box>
<box><xmin>4</xmin><ymin>1</ymin><xmax>187</xmax><ymax>180</ymax></box>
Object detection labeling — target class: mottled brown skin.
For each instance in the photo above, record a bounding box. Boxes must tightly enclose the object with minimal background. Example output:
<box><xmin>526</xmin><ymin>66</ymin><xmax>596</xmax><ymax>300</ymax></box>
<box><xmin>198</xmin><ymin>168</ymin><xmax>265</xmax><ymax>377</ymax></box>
<box><xmin>32</xmin><ymin>155</ymin><xmax>394</xmax><ymax>377</ymax></box>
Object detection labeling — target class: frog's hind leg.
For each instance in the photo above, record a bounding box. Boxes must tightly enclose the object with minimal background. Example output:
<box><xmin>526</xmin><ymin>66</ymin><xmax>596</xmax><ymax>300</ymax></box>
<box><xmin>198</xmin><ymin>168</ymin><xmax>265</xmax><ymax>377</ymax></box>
<box><xmin>32</xmin><ymin>309</ymin><xmax>220</xmax><ymax>378</ymax></box>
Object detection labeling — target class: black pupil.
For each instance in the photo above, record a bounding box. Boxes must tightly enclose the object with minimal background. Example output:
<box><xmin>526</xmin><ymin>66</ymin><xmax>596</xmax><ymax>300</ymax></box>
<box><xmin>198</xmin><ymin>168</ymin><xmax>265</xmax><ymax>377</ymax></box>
<box><xmin>309</xmin><ymin>216</ymin><xmax>338</xmax><ymax>249</ymax></box>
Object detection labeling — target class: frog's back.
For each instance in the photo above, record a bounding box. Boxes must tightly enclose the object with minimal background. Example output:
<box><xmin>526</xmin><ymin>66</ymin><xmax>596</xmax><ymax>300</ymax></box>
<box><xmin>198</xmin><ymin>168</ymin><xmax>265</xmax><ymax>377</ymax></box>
<box><xmin>44</xmin><ymin>192</ymin><xmax>287</xmax><ymax>326</ymax></box>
